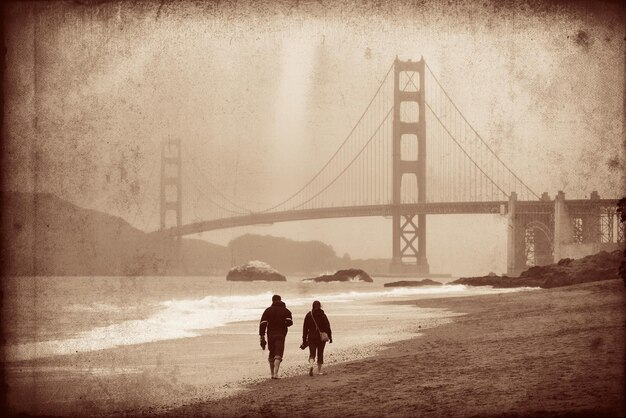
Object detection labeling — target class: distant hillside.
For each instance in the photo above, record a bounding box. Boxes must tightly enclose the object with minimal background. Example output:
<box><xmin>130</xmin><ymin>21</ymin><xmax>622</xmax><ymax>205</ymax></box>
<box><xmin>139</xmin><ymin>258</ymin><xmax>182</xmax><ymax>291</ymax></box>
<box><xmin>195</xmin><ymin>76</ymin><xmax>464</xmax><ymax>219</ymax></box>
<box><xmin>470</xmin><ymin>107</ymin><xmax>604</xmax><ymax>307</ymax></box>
<box><xmin>228</xmin><ymin>234</ymin><xmax>339</xmax><ymax>274</ymax></box>
<box><xmin>227</xmin><ymin>235</ymin><xmax>393</xmax><ymax>275</ymax></box>
<box><xmin>0</xmin><ymin>192</ymin><xmax>229</xmax><ymax>276</ymax></box>
<box><xmin>0</xmin><ymin>192</ymin><xmax>391</xmax><ymax>276</ymax></box>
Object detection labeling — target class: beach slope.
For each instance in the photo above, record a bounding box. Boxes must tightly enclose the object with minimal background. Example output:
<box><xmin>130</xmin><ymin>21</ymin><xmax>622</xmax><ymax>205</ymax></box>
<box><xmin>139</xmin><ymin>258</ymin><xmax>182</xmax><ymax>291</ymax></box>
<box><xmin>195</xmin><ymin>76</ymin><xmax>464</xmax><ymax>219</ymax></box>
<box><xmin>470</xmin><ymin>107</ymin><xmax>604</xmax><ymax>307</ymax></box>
<box><xmin>156</xmin><ymin>279</ymin><xmax>624</xmax><ymax>417</ymax></box>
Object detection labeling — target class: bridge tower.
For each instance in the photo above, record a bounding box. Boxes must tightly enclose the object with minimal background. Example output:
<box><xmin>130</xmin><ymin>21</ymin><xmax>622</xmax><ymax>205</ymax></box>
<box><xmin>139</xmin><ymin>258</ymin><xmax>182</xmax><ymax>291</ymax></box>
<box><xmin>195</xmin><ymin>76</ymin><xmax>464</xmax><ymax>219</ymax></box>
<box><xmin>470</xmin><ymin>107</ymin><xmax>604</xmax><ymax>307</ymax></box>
<box><xmin>391</xmin><ymin>57</ymin><xmax>429</xmax><ymax>274</ymax></box>
<box><xmin>160</xmin><ymin>138</ymin><xmax>182</xmax><ymax>269</ymax></box>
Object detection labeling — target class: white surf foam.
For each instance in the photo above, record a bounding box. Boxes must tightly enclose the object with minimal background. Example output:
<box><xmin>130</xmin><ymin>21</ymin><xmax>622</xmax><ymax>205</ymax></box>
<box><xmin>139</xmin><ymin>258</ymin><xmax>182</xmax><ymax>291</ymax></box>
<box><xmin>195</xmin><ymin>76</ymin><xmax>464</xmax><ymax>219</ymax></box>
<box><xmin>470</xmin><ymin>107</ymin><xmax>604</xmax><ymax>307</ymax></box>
<box><xmin>6</xmin><ymin>285</ymin><xmax>529</xmax><ymax>361</ymax></box>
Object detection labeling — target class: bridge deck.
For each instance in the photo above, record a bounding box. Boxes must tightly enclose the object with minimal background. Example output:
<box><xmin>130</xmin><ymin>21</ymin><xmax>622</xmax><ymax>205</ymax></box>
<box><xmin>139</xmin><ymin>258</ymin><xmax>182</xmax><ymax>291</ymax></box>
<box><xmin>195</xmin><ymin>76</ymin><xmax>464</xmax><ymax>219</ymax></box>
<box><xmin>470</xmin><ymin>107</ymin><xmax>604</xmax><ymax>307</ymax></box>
<box><xmin>152</xmin><ymin>199</ymin><xmax>620</xmax><ymax>238</ymax></box>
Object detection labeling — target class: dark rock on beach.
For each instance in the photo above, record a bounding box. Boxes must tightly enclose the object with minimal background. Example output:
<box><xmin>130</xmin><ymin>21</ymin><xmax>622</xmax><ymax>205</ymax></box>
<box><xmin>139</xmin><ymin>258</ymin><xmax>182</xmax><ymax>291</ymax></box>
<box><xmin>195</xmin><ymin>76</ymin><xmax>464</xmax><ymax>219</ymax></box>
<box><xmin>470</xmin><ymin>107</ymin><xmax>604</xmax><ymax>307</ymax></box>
<box><xmin>452</xmin><ymin>250</ymin><xmax>623</xmax><ymax>289</ymax></box>
<box><xmin>226</xmin><ymin>261</ymin><xmax>286</xmax><ymax>281</ymax></box>
<box><xmin>306</xmin><ymin>268</ymin><xmax>373</xmax><ymax>283</ymax></box>
<box><xmin>384</xmin><ymin>279</ymin><xmax>442</xmax><ymax>287</ymax></box>
<box><xmin>452</xmin><ymin>274</ymin><xmax>533</xmax><ymax>288</ymax></box>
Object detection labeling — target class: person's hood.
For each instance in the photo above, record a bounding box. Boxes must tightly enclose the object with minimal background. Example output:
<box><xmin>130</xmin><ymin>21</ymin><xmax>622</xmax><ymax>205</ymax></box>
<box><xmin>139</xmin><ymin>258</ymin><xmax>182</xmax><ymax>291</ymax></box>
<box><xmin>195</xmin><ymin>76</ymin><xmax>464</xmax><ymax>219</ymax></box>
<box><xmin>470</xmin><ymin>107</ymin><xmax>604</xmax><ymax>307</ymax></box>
<box><xmin>272</xmin><ymin>301</ymin><xmax>286</xmax><ymax>307</ymax></box>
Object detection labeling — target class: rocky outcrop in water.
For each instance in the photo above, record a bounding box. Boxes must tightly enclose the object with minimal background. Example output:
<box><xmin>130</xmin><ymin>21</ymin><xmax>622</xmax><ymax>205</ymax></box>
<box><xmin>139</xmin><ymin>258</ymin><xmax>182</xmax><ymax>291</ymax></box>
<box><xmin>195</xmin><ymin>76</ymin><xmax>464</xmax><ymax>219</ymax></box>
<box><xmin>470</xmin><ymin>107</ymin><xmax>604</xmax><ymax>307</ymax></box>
<box><xmin>305</xmin><ymin>268</ymin><xmax>373</xmax><ymax>283</ymax></box>
<box><xmin>452</xmin><ymin>250</ymin><xmax>624</xmax><ymax>289</ymax></box>
<box><xmin>226</xmin><ymin>261</ymin><xmax>286</xmax><ymax>281</ymax></box>
<box><xmin>384</xmin><ymin>279</ymin><xmax>442</xmax><ymax>287</ymax></box>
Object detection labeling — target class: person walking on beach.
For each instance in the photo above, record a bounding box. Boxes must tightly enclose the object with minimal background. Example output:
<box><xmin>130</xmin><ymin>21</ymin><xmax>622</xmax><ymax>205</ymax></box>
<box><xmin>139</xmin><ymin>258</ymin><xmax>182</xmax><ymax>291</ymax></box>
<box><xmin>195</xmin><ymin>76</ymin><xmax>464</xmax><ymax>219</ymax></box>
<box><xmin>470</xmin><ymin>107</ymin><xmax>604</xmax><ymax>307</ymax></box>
<box><xmin>302</xmin><ymin>300</ymin><xmax>332</xmax><ymax>376</ymax></box>
<box><xmin>259</xmin><ymin>294</ymin><xmax>293</xmax><ymax>379</ymax></box>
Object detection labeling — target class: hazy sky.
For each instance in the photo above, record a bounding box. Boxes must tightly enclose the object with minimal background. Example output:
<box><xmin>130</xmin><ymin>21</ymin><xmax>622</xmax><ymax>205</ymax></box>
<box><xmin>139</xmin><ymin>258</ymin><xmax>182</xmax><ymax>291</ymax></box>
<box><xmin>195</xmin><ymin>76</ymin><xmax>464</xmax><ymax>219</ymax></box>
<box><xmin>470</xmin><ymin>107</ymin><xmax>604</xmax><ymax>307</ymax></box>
<box><xmin>4</xmin><ymin>1</ymin><xmax>624</xmax><ymax>275</ymax></box>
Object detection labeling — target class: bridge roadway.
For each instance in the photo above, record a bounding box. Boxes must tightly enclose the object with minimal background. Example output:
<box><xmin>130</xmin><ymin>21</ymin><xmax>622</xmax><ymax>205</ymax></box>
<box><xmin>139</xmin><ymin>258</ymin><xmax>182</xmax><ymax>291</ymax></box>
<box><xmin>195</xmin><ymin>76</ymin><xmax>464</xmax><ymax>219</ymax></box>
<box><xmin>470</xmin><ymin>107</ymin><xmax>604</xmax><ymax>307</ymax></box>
<box><xmin>151</xmin><ymin>199</ymin><xmax>619</xmax><ymax>238</ymax></box>
<box><xmin>154</xmin><ymin>199</ymin><xmax>620</xmax><ymax>238</ymax></box>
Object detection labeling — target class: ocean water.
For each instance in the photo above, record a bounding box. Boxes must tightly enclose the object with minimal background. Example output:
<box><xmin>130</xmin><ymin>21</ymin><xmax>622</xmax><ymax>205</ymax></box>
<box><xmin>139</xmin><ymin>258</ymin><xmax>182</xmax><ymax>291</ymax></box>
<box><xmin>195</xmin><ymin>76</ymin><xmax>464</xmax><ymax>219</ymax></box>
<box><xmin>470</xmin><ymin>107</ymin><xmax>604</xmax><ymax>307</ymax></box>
<box><xmin>3</xmin><ymin>275</ymin><xmax>526</xmax><ymax>362</ymax></box>
<box><xmin>3</xmin><ymin>275</ymin><xmax>535</xmax><ymax>415</ymax></box>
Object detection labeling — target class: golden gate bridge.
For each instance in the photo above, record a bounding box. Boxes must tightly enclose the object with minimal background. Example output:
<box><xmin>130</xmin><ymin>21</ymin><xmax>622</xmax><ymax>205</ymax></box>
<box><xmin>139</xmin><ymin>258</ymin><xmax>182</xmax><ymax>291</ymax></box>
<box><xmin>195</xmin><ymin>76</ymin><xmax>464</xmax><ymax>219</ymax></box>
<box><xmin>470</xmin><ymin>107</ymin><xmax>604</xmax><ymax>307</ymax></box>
<box><xmin>150</xmin><ymin>57</ymin><xmax>623</xmax><ymax>276</ymax></box>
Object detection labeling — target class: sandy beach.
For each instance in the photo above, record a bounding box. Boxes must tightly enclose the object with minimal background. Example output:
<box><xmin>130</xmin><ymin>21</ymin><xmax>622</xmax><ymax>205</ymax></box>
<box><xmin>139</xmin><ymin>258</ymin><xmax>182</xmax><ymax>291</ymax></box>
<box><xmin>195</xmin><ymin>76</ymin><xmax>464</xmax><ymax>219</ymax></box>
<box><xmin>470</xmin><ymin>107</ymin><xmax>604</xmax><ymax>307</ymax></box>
<box><xmin>148</xmin><ymin>279</ymin><xmax>625</xmax><ymax>418</ymax></box>
<box><xmin>4</xmin><ymin>276</ymin><xmax>520</xmax><ymax>417</ymax></box>
<box><xmin>4</xmin><ymin>279</ymin><xmax>624</xmax><ymax>417</ymax></box>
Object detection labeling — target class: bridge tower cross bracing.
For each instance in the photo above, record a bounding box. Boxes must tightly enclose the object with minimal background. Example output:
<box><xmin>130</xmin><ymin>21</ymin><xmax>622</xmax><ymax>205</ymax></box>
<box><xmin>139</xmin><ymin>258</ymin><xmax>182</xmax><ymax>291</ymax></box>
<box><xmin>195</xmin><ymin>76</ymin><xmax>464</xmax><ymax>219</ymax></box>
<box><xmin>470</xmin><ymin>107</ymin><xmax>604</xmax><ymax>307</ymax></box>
<box><xmin>391</xmin><ymin>57</ymin><xmax>429</xmax><ymax>274</ymax></box>
<box><xmin>160</xmin><ymin>138</ymin><xmax>183</xmax><ymax>266</ymax></box>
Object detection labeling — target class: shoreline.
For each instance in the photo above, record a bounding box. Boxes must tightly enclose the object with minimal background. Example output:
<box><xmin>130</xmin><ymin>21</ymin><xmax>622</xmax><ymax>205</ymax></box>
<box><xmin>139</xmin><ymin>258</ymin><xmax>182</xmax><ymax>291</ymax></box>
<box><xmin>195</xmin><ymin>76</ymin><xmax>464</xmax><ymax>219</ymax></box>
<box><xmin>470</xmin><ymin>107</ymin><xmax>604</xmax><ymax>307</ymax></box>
<box><xmin>4</xmin><ymin>282</ymin><xmax>510</xmax><ymax>363</ymax></box>
<box><xmin>150</xmin><ymin>279</ymin><xmax>625</xmax><ymax>418</ymax></box>
<box><xmin>5</xmin><ymin>280</ymin><xmax>623</xmax><ymax>417</ymax></box>
<box><xmin>5</xmin><ymin>289</ymin><xmax>467</xmax><ymax>416</ymax></box>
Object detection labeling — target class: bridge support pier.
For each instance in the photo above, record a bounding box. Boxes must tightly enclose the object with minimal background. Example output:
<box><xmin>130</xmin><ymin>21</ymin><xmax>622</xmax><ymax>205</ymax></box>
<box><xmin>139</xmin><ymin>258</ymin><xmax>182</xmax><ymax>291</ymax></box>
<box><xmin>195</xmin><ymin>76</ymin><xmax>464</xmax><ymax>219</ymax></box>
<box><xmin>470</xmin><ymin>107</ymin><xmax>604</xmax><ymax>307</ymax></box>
<box><xmin>553</xmin><ymin>190</ymin><xmax>617</xmax><ymax>261</ymax></box>
<box><xmin>583</xmin><ymin>191</ymin><xmax>601</xmax><ymax>243</ymax></box>
<box><xmin>391</xmin><ymin>213</ymin><xmax>429</xmax><ymax>274</ymax></box>
<box><xmin>507</xmin><ymin>190</ymin><xmax>620</xmax><ymax>276</ymax></box>
<box><xmin>160</xmin><ymin>138</ymin><xmax>183</xmax><ymax>272</ymax></box>
<box><xmin>506</xmin><ymin>192</ymin><xmax>526</xmax><ymax>277</ymax></box>
<box><xmin>507</xmin><ymin>191</ymin><xmax>555</xmax><ymax>276</ymax></box>
<box><xmin>553</xmin><ymin>191</ymin><xmax>572</xmax><ymax>262</ymax></box>
<box><xmin>390</xmin><ymin>57</ymin><xmax>429</xmax><ymax>275</ymax></box>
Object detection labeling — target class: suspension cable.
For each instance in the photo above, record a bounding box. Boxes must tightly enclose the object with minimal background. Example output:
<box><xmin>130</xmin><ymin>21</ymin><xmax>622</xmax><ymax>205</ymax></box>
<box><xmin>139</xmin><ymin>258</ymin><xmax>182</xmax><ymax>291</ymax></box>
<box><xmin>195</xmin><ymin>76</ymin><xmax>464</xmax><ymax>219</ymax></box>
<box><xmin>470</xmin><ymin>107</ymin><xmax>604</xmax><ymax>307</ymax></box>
<box><xmin>424</xmin><ymin>62</ymin><xmax>540</xmax><ymax>199</ymax></box>
<box><xmin>181</xmin><ymin>146</ymin><xmax>252</xmax><ymax>213</ymax></box>
<box><xmin>182</xmin><ymin>170</ymin><xmax>248</xmax><ymax>215</ymax></box>
<box><xmin>424</xmin><ymin>102</ymin><xmax>510</xmax><ymax>199</ymax></box>
<box><xmin>289</xmin><ymin>107</ymin><xmax>394</xmax><ymax>211</ymax></box>
<box><xmin>261</xmin><ymin>62</ymin><xmax>394</xmax><ymax>213</ymax></box>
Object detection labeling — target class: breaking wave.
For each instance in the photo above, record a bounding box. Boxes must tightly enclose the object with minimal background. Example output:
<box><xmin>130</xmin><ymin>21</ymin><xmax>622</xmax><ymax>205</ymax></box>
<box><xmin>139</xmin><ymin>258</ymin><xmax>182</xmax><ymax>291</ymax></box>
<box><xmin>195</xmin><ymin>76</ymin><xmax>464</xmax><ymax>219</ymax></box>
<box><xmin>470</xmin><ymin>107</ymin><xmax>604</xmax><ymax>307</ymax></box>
<box><xmin>6</xmin><ymin>284</ymin><xmax>524</xmax><ymax>361</ymax></box>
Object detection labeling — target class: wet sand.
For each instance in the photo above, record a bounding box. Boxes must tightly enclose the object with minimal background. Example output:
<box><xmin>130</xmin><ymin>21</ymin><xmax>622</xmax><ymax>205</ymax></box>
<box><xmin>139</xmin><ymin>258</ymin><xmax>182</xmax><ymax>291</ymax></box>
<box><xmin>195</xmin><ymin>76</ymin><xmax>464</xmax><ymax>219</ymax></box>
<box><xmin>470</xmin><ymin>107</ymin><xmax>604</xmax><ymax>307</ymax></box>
<box><xmin>152</xmin><ymin>279</ymin><xmax>625</xmax><ymax>417</ymax></box>
<box><xmin>5</xmin><ymin>296</ymin><xmax>459</xmax><ymax>416</ymax></box>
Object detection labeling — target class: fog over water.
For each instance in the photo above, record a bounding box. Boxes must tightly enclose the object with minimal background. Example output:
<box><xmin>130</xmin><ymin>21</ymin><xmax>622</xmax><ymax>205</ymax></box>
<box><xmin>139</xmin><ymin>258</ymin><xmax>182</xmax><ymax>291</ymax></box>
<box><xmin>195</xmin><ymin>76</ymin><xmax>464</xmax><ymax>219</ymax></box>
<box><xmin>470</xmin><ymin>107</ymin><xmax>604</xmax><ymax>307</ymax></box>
<box><xmin>3</xmin><ymin>1</ymin><xmax>624</xmax><ymax>276</ymax></box>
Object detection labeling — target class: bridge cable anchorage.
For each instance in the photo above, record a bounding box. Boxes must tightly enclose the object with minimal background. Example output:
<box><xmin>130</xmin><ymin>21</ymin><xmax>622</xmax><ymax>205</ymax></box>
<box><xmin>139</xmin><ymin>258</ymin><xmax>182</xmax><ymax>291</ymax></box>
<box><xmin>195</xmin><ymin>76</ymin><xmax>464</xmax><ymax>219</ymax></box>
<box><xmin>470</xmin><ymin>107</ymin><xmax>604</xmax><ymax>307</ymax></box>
<box><xmin>260</xmin><ymin>62</ymin><xmax>395</xmax><ymax>213</ymax></box>
<box><xmin>424</xmin><ymin>102</ymin><xmax>511</xmax><ymax>199</ymax></box>
<box><xmin>287</xmin><ymin>107</ymin><xmax>393</xmax><ymax>211</ymax></box>
<box><xmin>424</xmin><ymin>62</ymin><xmax>540</xmax><ymax>200</ymax></box>
<box><xmin>181</xmin><ymin>145</ymin><xmax>253</xmax><ymax>214</ymax></box>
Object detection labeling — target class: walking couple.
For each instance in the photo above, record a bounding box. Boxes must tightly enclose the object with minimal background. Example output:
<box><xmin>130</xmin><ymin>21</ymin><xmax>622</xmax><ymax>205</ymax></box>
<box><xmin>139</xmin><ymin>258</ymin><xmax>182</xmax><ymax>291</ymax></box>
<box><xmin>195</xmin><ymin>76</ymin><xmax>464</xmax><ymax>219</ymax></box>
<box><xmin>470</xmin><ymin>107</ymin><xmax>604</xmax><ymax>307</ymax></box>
<box><xmin>258</xmin><ymin>295</ymin><xmax>333</xmax><ymax>379</ymax></box>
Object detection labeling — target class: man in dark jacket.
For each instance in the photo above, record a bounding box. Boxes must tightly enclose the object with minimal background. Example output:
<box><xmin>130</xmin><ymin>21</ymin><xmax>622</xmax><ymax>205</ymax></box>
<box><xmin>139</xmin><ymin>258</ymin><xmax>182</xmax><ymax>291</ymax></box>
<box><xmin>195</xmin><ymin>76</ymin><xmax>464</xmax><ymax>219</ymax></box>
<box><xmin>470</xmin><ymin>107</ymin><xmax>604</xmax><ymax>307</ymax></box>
<box><xmin>259</xmin><ymin>294</ymin><xmax>293</xmax><ymax>379</ymax></box>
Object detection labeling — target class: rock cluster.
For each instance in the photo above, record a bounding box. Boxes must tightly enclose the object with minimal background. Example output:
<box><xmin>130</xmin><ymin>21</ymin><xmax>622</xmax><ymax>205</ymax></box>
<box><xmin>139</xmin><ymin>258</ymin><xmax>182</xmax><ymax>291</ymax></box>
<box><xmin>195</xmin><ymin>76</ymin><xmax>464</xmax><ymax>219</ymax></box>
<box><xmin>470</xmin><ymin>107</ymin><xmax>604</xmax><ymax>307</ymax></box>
<box><xmin>383</xmin><ymin>279</ymin><xmax>442</xmax><ymax>287</ymax></box>
<box><xmin>306</xmin><ymin>268</ymin><xmax>373</xmax><ymax>283</ymax></box>
<box><xmin>452</xmin><ymin>250</ymin><xmax>623</xmax><ymax>289</ymax></box>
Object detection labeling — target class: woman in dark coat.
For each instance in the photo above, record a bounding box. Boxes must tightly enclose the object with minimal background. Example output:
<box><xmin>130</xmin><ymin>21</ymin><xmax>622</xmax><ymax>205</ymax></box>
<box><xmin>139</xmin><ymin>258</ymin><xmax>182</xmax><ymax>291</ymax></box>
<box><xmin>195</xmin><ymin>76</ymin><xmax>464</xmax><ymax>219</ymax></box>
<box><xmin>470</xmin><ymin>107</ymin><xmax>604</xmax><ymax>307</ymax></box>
<box><xmin>302</xmin><ymin>300</ymin><xmax>332</xmax><ymax>376</ymax></box>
